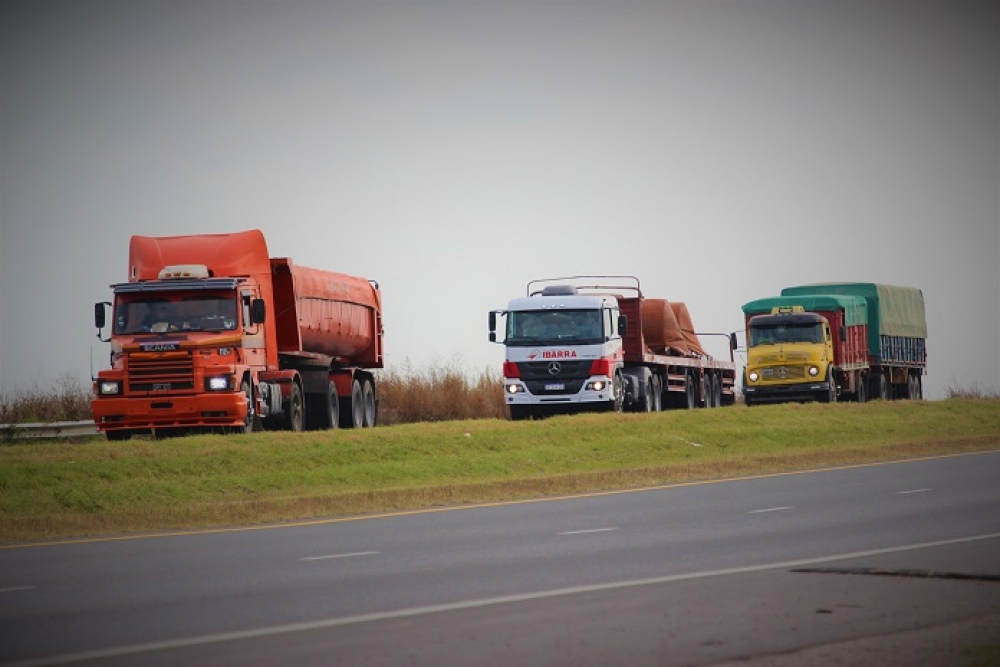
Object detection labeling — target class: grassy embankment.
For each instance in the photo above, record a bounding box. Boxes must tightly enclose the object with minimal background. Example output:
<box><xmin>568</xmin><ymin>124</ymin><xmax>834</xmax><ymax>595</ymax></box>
<box><xmin>2</xmin><ymin>398</ymin><xmax>998</xmax><ymax>543</ymax></box>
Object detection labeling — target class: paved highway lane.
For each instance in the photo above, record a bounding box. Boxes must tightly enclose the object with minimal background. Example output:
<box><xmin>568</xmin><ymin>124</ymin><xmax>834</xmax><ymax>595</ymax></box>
<box><xmin>1</xmin><ymin>451</ymin><xmax>998</xmax><ymax>666</ymax></box>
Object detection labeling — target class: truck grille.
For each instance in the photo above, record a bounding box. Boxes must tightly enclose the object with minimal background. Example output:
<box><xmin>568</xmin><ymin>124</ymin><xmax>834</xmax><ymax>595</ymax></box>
<box><xmin>515</xmin><ymin>360</ymin><xmax>593</xmax><ymax>380</ymax></box>
<box><xmin>760</xmin><ymin>365</ymin><xmax>806</xmax><ymax>381</ymax></box>
<box><xmin>127</xmin><ymin>352</ymin><xmax>195</xmax><ymax>393</ymax></box>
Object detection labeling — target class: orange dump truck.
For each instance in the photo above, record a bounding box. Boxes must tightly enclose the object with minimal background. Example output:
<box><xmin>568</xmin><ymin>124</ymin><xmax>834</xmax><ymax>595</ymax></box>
<box><xmin>92</xmin><ymin>229</ymin><xmax>383</xmax><ymax>439</ymax></box>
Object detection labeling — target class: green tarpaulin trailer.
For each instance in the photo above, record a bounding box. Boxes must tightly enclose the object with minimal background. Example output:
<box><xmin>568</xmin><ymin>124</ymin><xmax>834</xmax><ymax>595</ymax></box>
<box><xmin>780</xmin><ymin>283</ymin><xmax>926</xmax><ymax>366</ymax></box>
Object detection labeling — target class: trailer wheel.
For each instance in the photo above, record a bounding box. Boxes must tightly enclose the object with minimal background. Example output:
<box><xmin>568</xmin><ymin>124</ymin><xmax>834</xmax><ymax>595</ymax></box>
<box><xmin>855</xmin><ymin>374</ymin><xmax>867</xmax><ymax>403</ymax></box>
<box><xmin>106</xmin><ymin>430</ymin><xmax>132</xmax><ymax>442</ymax></box>
<box><xmin>342</xmin><ymin>379</ymin><xmax>365</xmax><ymax>428</ymax></box>
<box><xmin>873</xmin><ymin>373</ymin><xmax>888</xmax><ymax>401</ymax></box>
<box><xmin>703</xmin><ymin>373</ymin><xmax>720</xmax><ymax>408</ymax></box>
<box><xmin>361</xmin><ymin>378</ymin><xmax>377</xmax><ymax>427</ymax></box>
<box><xmin>652</xmin><ymin>376</ymin><xmax>662</xmax><ymax>412</ymax></box>
<box><xmin>285</xmin><ymin>381</ymin><xmax>305</xmax><ymax>432</ymax></box>
<box><xmin>911</xmin><ymin>373</ymin><xmax>922</xmax><ymax>400</ymax></box>
<box><xmin>684</xmin><ymin>373</ymin><xmax>696</xmax><ymax>409</ymax></box>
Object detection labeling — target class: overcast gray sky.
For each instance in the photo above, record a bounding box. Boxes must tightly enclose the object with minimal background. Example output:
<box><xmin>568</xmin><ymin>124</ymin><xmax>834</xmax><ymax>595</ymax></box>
<box><xmin>1</xmin><ymin>0</ymin><xmax>997</xmax><ymax>400</ymax></box>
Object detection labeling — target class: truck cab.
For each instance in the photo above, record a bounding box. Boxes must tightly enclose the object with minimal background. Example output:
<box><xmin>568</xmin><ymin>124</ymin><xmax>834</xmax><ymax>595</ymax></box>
<box><xmin>93</xmin><ymin>265</ymin><xmax>267</xmax><ymax>439</ymax></box>
<box><xmin>489</xmin><ymin>284</ymin><xmax>627</xmax><ymax>420</ymax></box>
<box><xmin>743</xmin><ymin>306</ymin><xmax>837</xmax><ymax>404</ymax></box>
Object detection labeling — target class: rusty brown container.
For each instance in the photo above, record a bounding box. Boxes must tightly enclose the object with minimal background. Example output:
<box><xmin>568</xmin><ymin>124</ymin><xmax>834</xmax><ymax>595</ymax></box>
<box><xmin>640</xmin><ymin>299</ymin><xmax>690</xmax><ymax>355</ymax></box>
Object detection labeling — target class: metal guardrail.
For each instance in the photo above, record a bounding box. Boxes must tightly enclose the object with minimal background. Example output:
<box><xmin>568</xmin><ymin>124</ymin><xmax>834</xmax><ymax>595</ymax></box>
<box><xmin>1</xmin><ymin>420</ymin><xmax>99</xmax><ymax>439</ymax></box>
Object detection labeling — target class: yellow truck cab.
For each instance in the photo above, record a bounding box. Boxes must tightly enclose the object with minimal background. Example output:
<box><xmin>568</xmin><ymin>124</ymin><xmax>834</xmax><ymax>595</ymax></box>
<box><xmin>743</xmin><ymin>306</ymin><xmax>837</xmax><ymax>404</ymax></box>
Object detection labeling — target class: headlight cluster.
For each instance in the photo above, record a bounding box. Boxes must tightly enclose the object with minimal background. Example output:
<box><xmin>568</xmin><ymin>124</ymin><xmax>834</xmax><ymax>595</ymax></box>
<box><xmin>505</xmin><ymin>383</ymin><xmax>523</xmax><ymax>394</ymax></box>
<box><xmin>748</xmin><ymin>371</ymin><xmax>759</xmax><ymax>382</ymax></box>
<box><xmin>205</xmin><ymin>376</ymin><xmax>233</xmax><ymax>391</ymax></box>
<box><xmin>585</xmin><ymin>380</ymin><xmax>607</xmax><ymax>391</ymax></box>
<box><xmin>808</xmin><ymin>366</ymin><xmax>820</xmax><ymax>377</ymax></box>
<box><xmin>98</xmin><ymin>381</ymin><xmax>122</xmax><ymax>396</ymax></box>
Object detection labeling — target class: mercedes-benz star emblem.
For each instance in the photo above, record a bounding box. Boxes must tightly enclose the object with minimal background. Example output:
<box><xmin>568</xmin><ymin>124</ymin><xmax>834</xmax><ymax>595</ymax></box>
<box><xmin>547</xmin><ymin>362</ymin><xmax>562</xmax><ymax>375</ymax></box>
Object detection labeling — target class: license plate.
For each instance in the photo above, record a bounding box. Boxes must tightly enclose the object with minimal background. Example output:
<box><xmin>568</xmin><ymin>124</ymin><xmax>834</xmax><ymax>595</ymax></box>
<box><xmin>545</xmin><ymin>383</ymin><xmax>565</xmax><ymax>391</ymax></box>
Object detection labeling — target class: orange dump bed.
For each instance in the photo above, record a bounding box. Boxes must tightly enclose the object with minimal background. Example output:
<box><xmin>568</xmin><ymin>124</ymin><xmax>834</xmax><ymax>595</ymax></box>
<box><xmin>271</xmin><ymin>259</ymin><xmax>383</xmax><ymax>367</ymax></box>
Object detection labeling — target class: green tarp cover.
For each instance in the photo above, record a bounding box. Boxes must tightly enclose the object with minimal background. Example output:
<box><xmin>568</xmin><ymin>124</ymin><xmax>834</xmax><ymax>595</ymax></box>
<box><xmin>742</xmin><ymin>295</ymin><xmax>868</xmax><ymax>327</ymax></box>
<box><xmin>781</xmin><ymin>283</ymin><xmax>927</xmax><ymax>343</ymax></box>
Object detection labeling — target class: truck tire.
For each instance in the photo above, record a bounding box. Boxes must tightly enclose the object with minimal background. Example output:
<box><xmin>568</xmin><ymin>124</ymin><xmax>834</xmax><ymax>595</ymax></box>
<box><xmin>855</xmin><ymin>374</ymin><xmax>867</xmax><ymax>403</ymax></box>
<box><xmin>612</xmin><ymin>372</ymin><xmax>625</xmax><ymax>413</ymax></box>
<box><xmin>684</xmin><ymin>373</ymin><xmax>696</xmax><ymax>409</ymax></box>
<box><xmin>638</xmin><ymin>376</ymin><xmax>653</xmax><ymax>412</ymax></box>
<box><xmin>341</xmin><ymin>378</ymin><xmax>365</xmax><ymax>428</ymax></box>
<box><xmin>309</xmin><ymin>382</ymin><xmax>339</xmax><ymax>430</ymax></box>
<box><xmin>106</xmin><ymin>430</ymin><xmax>132</xmax><ymax>442</ymax></box>
<box><xmin>652</xmin><ymin>376</ymin><xmax>662</xmax><ymax>411</ymax></box>
<box><xmin>285</xmin><ymin>381</ymin><xmax>305</xmax><ymax>432</ymax></box>
<box><xmin>362</xmin><ymin>378</ymin><xmax>377</xmax><ymax>427</ymax></box>
<box><xmin>510</xmin><ymin>405</ymin><xmax>532</xmax><ymax>421</ymax></box>
<box><xmin>234</xmin><ymin>379</ymin><xmax>256</xmax><ymax>434</ymax></box>
<box><xmin>819</xmin><ymin>370</ymin><xmax>837</xmax><ymax>403</ymax></box>
<box><xmin>872</xmin><ymin>373</ymin><xmax>888</xmax><ymax>401</ymax></box>
<box><xmin>703</xmin><ymin>373</ymin><xmax>720</xmax><ymax>408</ymax></box>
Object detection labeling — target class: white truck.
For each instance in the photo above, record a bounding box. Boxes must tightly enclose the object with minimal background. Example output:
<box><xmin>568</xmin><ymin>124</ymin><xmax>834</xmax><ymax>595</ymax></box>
<box><xmin>489</xmin><ymin>276</ymin><xmax>737</xmax><ymax>420</ymax></box>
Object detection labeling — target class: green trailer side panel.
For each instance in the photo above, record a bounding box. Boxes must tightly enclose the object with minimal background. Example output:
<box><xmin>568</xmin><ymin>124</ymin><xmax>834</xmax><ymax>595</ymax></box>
<box><xmin>780</xmin><ymin>283</ymin><xmax>927</xmax><ymax>356</ymax></box>
<box><xmin>741</xmin><ymin>295</ymin><xmax>867</xmax><ymax>327</ymax></box>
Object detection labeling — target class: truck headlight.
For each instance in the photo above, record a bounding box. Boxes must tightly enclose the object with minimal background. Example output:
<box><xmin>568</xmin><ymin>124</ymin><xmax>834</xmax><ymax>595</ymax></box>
<box><xmin>505</xmin><ymin>383</ymin><xmax>523</xmax><ymax>394</ymax></box>
<box><xmin>748</xmin><ymin>371</ymin><xmax>759</xmax><ymax>382</ymax></box>
<box><xmin>206</xmin><ymin>376</ymin><xmax>232</xmax><ymax>391</ymax></box>
<box><xmin>808</xmin><ymin>366</ymin><xmax>819</xmax><ymax>377</ymax></box>
<box><xmin>586</xmin><ymin>380</ymin><xmax>606</xmax><ymax>391</ymax></box>
<box><xmin>98</xmin><ymin>381</ymin><xmax>121</xmax><ymax>396</ymax></box>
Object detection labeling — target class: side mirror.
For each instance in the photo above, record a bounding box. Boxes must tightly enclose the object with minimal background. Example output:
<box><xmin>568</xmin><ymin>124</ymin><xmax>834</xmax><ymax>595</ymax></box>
<box><xmin>251</xmin><ymin>298</ymin><xmax>266</xmax><ymax>324</ymax></box>
<box><xmin>488</xmin><ymin>311</ymin><xmax>500</xmax><ymax>343</ymax></box>
<box><xmin>94</xmin><ymin>302</ymin><xmax>107</xmax><ymax>329</ymax></box>
<box><xmin>618</xmin><ymin>314</ymin><xmax>628</xmax><ymax>337</ymax></box>
<box><xmin>729</xmin><ymin>332</ymin><xmax>738</xmax><ymax>351</ymax></box>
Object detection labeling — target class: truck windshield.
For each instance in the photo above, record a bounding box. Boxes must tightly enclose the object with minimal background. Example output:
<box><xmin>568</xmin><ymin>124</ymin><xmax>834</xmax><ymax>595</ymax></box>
<box><xmin>506</xmin><ymin>309</ymin><xmax>604</xmax><ymax>346</ymax></box>
<box><xmin>114</xmin><ymin>295</ymin><xmax>239</xmax><ymax>334</ymax></box>
<box><xmin>749</xmin><ymin>322</ymin><xmax>823</xmax><ymax>346</ymax></box>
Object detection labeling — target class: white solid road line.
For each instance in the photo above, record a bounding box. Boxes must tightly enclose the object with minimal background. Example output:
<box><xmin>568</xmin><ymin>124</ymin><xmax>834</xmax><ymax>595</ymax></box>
<box><xmin>558</xmin><ymin>527</ymin><xmax>619</xmax><ymax>536</ymax></box>
<box><xmin>300</xmin><ymin>551</ymin><xmax>379</xmax><ymax>561</ymax></box>
<box><xmin>9</xmin><ymin>532</ymin><xmax>999</xmax><ymax>667</ymax></box>
<box><xmin>0</xmin><ymin>585</ymin><xmax>35</xmax><ymax>593</ymax></box>
<box><xmin>748</xmin><ymin>506</ymin><xmax>794</xmax><ymax>514</ymax></box>
<box><xmin>896</xmin><ymin>488</ymin><xmax>932</xmax><ymax>495</ymax></box>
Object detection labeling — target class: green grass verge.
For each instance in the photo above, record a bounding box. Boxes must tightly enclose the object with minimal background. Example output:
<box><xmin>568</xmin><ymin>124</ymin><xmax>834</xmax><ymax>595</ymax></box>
<box><xmin>2</xmin><ymin>399</ymin><xmax>998</xmax><ymax>543</ymax></box>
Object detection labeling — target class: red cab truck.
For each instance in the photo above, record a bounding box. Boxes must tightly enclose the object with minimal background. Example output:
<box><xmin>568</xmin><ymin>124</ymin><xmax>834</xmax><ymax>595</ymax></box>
<box><xmin>741</xmin><ymin>282</ymin><xmax>926</xmax><ymax>405</ymax></box>
<box><xmin>489</xmin><ymin>276</ymin><xmax>737</xmax><ymax>420</ymax></box>
<box><xmin>92</xmin><ymin>229</ymin><xmax>384</xmax><ymax>439</ymax></box>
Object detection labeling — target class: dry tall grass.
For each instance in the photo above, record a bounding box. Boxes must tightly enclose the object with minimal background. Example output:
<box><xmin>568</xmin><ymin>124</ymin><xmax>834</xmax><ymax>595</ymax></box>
<box><xmin>0</xmin><ymin>374</ymin><xmax>92</xmax><ymax>423</ymax></box>
<box><xmin>376</xmin><ymin>363</ymin><xmax>507</xmax><ymax>425</ymax></box>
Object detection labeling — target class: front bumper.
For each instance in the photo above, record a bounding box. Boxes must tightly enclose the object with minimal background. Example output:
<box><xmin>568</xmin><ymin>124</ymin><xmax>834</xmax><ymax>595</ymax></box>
<box><xmin>744</xmin><ymin>381</ymin><xmax>833</xmax><ymax>404</ymax></box>
<box><xmin>92</xmin><ymin>392</ymin><xmax>247</xmax><ymax>432</ymax></box>
<box><xmin>504</xmin><ymin>376</ymin><xmax>613</xmax><ymax>407</ymax></box>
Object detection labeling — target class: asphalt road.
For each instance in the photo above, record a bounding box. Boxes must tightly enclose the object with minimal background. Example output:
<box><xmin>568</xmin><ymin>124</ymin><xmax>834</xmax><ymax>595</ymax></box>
<box><xmin>2</xmin><ymin>451</ymin><xmax>998</xmax><ymax>666</ymax></box>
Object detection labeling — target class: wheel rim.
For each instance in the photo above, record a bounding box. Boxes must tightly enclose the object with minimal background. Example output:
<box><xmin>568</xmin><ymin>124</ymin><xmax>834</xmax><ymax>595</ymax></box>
<box><xmin>240</xmin><ymin>380</ymin><xmax>254</xmax><ymax>433</ymax></box>
<box><xmin>363</xmin><ymin>380</ymin><xmax>376</xmax><ymax>427</ymax></box>
<box><xmin>351</xmin><ymin>380</ymin><xmax>364</xmax><ymax>427</ymax></box>
<box><xmin>290</xmin><ymin>383</ymin><xmax>304</xmax><ymax>431</ymax></box>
